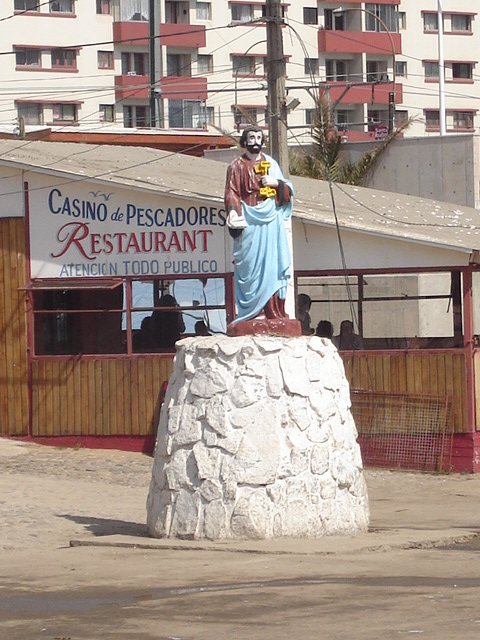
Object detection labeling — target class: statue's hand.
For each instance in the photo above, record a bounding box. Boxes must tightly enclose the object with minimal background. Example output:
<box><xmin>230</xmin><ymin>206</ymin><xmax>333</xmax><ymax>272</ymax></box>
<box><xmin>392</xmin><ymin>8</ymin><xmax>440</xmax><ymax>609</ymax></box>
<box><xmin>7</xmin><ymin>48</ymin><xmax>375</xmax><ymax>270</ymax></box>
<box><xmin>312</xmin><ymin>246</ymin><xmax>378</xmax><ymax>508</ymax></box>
<box><xmin>261</xmin><ymin>175</ymin><xmax>279</xmax><ymax>188</ymax></box>
<box><xmin>227</xmin><ymin>210</ymin><xmax>247</xmax><ymax>230</ymax></box>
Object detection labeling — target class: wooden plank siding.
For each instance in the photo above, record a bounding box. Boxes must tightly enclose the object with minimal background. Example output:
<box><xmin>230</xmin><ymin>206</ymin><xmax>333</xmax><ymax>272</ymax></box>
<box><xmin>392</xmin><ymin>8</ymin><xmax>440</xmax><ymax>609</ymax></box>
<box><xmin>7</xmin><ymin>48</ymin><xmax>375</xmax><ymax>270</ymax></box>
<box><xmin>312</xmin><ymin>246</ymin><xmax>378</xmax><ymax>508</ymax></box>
<box><xmin>341</xmin><ymin>351</ymin><xmax>468</xmax><ymax>434</ymax></box>
<box><xmin>31</xmin><ymin>357</ymin><xmax>174</xmax><ymax>438</ymax></box>
<box><xmin>0</xmin><ymin>218</ymin><xmax>29</xmax><ymax>436</ymax></box>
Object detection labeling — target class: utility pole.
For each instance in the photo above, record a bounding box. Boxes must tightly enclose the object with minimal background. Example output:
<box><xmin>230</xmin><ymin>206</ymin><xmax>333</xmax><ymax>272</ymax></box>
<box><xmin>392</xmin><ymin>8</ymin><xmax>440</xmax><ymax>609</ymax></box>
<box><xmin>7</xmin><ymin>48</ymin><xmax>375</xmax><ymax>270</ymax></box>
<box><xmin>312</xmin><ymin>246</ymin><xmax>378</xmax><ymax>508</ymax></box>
<box><xmin>265</xmin><ymin>0</ymin><xmax>295</xmax><ymax>317</ymax></box>
<box><xmin>265</xmin><ymin>0</ymin><xmax>289</xmax><ymax>176</ymax></box>
<box><xmin>149</xmin><ymin>0</ymin><xmax>163</xmax><ymax>127</ymax></box>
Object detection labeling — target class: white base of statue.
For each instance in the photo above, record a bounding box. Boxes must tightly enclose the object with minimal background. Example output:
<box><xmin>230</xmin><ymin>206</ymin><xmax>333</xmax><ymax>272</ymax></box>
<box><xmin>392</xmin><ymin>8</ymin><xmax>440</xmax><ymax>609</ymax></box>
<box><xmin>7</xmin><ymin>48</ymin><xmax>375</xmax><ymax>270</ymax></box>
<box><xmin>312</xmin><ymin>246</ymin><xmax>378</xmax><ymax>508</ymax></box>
<box><xmin>146</xmin><ymin>335</ymin><xmax>369</xmax><ymax>540</ymax></box>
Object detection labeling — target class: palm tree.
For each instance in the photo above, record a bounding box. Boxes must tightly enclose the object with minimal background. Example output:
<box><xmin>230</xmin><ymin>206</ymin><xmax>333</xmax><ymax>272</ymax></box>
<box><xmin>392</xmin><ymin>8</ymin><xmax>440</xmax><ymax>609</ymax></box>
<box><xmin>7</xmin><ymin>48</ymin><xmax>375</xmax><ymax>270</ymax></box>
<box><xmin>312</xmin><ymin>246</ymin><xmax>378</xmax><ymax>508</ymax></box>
<box><xmin>290</xmin><ymin>97</ymin><xmax>415</xmax><ymax>186</ymax></box>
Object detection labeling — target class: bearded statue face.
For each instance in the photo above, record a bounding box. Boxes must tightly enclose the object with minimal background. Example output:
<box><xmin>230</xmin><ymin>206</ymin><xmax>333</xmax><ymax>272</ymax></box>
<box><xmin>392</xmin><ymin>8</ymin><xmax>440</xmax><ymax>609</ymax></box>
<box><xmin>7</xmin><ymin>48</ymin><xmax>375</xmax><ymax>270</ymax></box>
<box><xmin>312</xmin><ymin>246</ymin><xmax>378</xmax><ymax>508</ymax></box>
<box><xmin>244</xmin><ymin>130</ymin><xmax>263</xmax><ymax>155</ymax></box>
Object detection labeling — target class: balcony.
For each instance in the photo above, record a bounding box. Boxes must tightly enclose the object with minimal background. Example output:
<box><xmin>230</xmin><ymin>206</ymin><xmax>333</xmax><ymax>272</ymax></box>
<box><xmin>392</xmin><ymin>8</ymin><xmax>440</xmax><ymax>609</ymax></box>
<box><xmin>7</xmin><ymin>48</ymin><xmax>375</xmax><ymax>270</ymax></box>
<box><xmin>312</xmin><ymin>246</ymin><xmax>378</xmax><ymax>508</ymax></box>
<box><xmin>113</xmin><ymin>22</ymin><xmax>206</xmax><ymax>48</ymax></box>
<box><xmin>318</xmin><ymin>29</ymin><xmax>402</xmax><ymax>56</ymax></box>
<box><xmin>160</xmin><ymin>76</ymin><xmax>208</xmax><ymax>101</ymax></box>
<box><xmin>319</xmin><ymin>81</ymin><xmax>403</xmax><ymax>105</ymax></box>
<box><xmin>115</xmin><ymin>74</ymin><xmax>149</xmax><ymax>100</ymax></box>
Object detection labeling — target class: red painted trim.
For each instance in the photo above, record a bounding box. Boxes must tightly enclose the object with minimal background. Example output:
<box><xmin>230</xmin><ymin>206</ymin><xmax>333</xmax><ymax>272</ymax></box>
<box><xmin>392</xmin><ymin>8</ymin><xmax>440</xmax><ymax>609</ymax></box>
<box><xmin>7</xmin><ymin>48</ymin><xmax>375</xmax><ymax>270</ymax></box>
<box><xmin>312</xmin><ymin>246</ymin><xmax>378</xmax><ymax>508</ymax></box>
<box><xmin>5</xmin><ymin>435</ymin><xmax>156</xmax><ymax>455</ymax></box>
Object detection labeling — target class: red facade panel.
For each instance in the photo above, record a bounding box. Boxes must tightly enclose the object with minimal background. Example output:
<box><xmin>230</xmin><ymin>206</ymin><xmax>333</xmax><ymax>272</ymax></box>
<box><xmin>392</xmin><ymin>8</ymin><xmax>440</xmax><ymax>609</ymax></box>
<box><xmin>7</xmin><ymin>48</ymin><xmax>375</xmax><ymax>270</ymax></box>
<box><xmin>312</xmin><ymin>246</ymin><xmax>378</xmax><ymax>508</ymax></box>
<box><xmin>115</xmin><ymin>74</ymin><xmax>149</xmax><ymax>100</ymax></box>
<box><xmin>113</xmin><ymin>21</ymin><xmax>149</xmax><ymax>46</ymax></box>
<box><xmin>319</xmin><ymin>82</ymin><xmax>402</xmax><ymax>105</ymax></box>
<box><xmin>318</xmin><ymin>29</ymin><xmax>402</xmax><ymax>56</ymax></box>
<box><xmin>160</xmin><ymin>23</ymin><xmax>206</xmax><ymax>48</ymax></box>
<box><xmin>160</xmin><ymin>76</ymin><xmax>208</xmax><ymax>101</ymax></box>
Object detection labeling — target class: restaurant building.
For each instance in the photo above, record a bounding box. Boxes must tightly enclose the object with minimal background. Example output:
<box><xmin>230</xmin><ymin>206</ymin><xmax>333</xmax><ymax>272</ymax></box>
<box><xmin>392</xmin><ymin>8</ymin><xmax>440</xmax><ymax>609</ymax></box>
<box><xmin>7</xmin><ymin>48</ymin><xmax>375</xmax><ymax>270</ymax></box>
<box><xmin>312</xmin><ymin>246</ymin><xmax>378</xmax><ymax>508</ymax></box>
<box><xmin>1</xmin><ymin>139</ymin><xmax>480</xmax><ymax>472</ymax></box>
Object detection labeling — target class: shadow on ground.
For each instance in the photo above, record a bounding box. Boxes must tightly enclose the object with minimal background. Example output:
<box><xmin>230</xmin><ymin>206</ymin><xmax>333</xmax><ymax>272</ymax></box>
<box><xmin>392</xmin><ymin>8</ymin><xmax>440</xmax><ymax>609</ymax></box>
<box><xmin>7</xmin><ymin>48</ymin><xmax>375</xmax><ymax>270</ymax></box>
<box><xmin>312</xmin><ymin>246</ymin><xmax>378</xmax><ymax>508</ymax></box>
<box><xmin>57</xmin><ymin>514</ymin><xmax>149</xmax><ymax>537</ymax></box>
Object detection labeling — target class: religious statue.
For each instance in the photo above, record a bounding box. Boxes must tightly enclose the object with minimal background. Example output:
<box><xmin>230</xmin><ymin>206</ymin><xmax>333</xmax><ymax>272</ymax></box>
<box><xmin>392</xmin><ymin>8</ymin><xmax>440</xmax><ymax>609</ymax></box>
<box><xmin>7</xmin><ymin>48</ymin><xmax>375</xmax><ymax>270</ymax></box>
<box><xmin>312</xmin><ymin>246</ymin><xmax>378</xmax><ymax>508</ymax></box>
<box><xmin>224</xmin><ymin>125</ymin><xmax>301</xmax><ymax>337</ymax></box>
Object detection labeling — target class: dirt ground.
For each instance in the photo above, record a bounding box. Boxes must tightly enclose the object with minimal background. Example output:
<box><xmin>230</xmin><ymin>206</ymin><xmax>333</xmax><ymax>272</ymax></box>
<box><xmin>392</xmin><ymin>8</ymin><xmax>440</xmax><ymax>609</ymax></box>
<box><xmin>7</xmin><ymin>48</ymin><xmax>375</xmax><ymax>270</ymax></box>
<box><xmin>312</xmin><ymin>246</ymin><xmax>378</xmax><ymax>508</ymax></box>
<box><xmin>1</xmin><ymin>438</ymin><xmax>480</xmax><ymax>640</ymax></box>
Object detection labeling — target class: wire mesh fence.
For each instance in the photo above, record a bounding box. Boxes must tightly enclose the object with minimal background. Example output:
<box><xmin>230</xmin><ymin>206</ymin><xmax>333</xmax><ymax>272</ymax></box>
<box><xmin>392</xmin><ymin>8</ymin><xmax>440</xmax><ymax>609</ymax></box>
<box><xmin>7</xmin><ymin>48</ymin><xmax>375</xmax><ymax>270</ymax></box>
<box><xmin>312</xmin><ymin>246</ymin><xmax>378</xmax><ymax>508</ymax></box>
<box><xmin>351</xmin><ymin>390</ymin><xmax>453</xmax><ymax>473</ymax></box>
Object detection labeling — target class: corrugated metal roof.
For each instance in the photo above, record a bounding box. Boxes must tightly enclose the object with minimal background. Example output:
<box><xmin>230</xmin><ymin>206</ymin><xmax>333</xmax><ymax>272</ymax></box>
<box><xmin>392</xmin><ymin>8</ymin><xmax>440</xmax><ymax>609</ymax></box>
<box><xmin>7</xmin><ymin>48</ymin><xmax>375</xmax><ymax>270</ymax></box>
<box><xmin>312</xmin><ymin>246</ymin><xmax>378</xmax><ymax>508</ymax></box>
<box><xmin>0</xmin><ymin>139</ymin><xmax>478</xmax><ymax>254</ymax></box>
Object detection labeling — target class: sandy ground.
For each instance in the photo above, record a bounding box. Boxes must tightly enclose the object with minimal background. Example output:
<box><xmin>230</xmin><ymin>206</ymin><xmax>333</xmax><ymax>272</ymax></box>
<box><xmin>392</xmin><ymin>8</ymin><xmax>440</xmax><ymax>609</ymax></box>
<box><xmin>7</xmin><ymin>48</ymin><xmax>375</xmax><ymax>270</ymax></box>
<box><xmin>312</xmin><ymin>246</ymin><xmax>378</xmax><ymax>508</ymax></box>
<box><xmin>1</xmin><ymin>438</ymin><xmax>480</xmax><ymax>640</ymax></box>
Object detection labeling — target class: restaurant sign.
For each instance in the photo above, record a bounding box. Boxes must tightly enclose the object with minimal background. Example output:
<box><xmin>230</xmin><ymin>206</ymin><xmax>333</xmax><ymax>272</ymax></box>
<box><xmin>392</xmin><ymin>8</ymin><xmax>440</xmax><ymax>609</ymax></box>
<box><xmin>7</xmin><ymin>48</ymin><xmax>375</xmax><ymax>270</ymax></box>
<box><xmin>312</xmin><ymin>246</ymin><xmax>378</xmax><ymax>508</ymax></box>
<box><xmin>27</xmin><ymin>175</ymin><xmax>230</xmax><ymax>279</ymax></box>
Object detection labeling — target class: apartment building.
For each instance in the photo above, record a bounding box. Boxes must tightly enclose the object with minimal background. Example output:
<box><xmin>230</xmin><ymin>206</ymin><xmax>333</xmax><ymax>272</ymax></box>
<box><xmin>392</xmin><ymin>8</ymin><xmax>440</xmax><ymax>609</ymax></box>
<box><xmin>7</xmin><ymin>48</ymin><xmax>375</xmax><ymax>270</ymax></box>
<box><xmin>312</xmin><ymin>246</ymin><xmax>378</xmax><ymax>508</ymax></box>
<box><xmin>2</xmin><ymin>1</ymin><xmax>479</xmax><ymax>142</ymax></box>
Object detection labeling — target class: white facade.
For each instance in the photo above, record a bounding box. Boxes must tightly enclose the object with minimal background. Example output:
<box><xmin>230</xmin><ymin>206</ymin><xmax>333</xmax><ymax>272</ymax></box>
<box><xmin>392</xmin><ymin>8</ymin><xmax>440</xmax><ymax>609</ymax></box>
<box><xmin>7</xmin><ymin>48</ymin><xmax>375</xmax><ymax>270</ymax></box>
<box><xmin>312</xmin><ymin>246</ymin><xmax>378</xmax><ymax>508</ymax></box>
<box><xmin>1</xmin><ymin>2</ymin><xmax>479</xmax><ymax>141</ymax></box>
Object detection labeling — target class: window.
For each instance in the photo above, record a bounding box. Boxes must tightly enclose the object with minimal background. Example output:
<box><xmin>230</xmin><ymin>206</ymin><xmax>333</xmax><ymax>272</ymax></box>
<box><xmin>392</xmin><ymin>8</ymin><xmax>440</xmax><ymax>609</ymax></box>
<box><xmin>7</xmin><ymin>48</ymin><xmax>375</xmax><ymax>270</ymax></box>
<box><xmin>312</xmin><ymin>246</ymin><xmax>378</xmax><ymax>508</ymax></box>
<box><xmin>15</xmin><ymin>48</ymin><xmax>41</xmax><ymax>67</ymax></box>
<box><xmin>233</xmin><ymin>106</ymin><xmax>265</xmax><ymax>128</ymax></box>
<box><xmin>335</xmin><ymin>110</ymin><xmax>351</xmax><ymax>127</ymax></box>
<box><xmin>99</xmin><ymin>104</ymin><xmax>114</xmax><ymax>122</ymax></box>
<box><xmin>231</xmin><ymin>4</ymin><xmax>251</xmax><ymax>23</ymax></box>
<box><xmin>49</xmin><ymin>0</ymin><xmax>74</xmax><ymax>13</ymax></box>
<box><xmin>394</xmin><ymin>110</ymin><xmax>409</xmax><ymax>127</ymax></box>
<box><xmin>17</xmin><ymin>102</ymin><xmax>43</xmax><ymax>125</ymax></box>
<box><xmin>196</xmin><ymin>2</ymin><xmax>211</xmax><ymax>20</ymax></box>
<box><xmin>425</xmin><ymin>110</ymin><xmax>439</xmax><ymax>129</ymax></box>
<box><xmin>197</xmin><ymin>54</ymin><xmax>213</xmax><ymax>75</ymax></box>
<box><xmin>452</xmin><ymin>63</ymin><xmax>473</xmax><ymax>80</ymax></box>
<box><xmin>303</xmin><ymin>7</ymin><xmax>318</xmax><ymax>24</ymax></box>
<box><xmin>424</xmin><ymin>12</ymin><xmax>438</xmax><ymax>32</ymax></box>
<box><xmin>451</xmin><ymin>14</ymin><xmax>471</xmax><ymax>32</ymax></box>
<box><xmin>453</xmin><ymin>111</ymin><xmax>474</xmax><ymax>130</ymax></box>
<box><xmin>31</xmin><ymin>278</ymin><xmax>227</xmax><ymax>356</ymax></box>
<box><xmin>169</xmin><ymin>99</ymin><xmax>206</xmax><ymax>128</ymax></box>
<box><xmin>304</xmin><ymin>57</ymin><xmax>319</xmax><ymax>75</ymax></box>
<box><xmin>325</xmin><ymin>59</ymin><xmax>347</xmax><ymax>81</ymax></box>
<box><xmin>296</xmin><ymin>271</ymin><xmax>463</xmax><ymax>350</ymax></box>
<box><xmin>366</xmin><ymin>61</ymin><xmax>388</xmax><ymax>82</ymax></box>
<box><xmin>52</xmin><ymin>103</ymin><xmax>78</xmax><ymax>122</ymax></box>
<box><xmin>365</xmin><ymin>4</ymin><xmax>398</xmax><ymax>33</ymax></box>
<box><xmin>395</xmin><ymin>61</ymin><xmax>407</xmax><ymax>78</ymax></box>
<box><xmin>123</xmin><ymin>105</ymin><xmax>148</xmax><ymax>128</ymax></box>
<box><xmin>96</xmin><ymin>0</ymin><xmax>111</xmax><ymax>15</ymax></box>
<box><xmin>424</xmin><ymin>62</ymin><xmax>439</xmax><ymax>79</ymax></box>
<box><xmin>51</xmin><ymin>49</ymin><xmax>77</xmax><ymax>69</ymax></box>
<box><xmin>305</xmin><ymin>109</ymin><xmax>315</xmax><ymax>126</ymax></box>
<box><xmin>120</xmin><ymin>0</ymin><xmax>148</xmax><ymax>21</ymax></box>
<box><xmin>232</xmin><ymin>55</ymin><xmax>256</xmax><ymax>76</ymax></box>
<box><xmin>121</xmin><ymin>52</ymin><xmax>148</xmax><ymax>75</ymax></box>
<box><xmin>14</xmin><ymin>0</ymin><xmax>39</xmax><ymax>10</ymax></box>
<box><xmin>167</xmin><ymin>54</ymin><xmax>192</xmax><ymax>77</ymax></box>
<box><xmin>398</xmin><ymin>12</ymin><xmax>406</xmax><ymax>30</ymax></box>
<box><xmin>97</xmin><ymin>51</ymin><xmax>113</xmax><ymax>69</ymax></box>
<box><xmin>165</xmin><ymin>1</ymin><xmax>189</xmax><ymax>24</ymax></box>
<box><xmin>367</xmin><ymin>109</ymin><xmax>387</xmax><ymax>131</ymax></box>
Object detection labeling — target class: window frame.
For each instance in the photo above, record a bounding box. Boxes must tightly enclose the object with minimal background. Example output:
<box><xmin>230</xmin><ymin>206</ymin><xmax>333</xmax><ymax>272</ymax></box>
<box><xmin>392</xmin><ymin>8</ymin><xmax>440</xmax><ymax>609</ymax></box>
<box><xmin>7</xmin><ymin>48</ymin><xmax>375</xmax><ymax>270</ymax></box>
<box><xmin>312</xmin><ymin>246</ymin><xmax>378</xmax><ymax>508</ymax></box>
<box><xmin>15</xmin><ymin>47</ymin><xmax>41</xmax><ymax>68</ymax></box>
<box><xmin>51</xmin><ymin>48</ymin><xmax>77</xmax><ymax>70</ymax></box>
<box><xmin>303</xmin><ymin>7</ymin><xmax>318</xmax><ymax>25</ymax></box>
<box><xmin>97</xmin><ymin>50</ymin><xmax>114</xmax><ymax>70</ymax></box>
<box><xmin>49</xmin><ymin>0</ymin><xmax>74</xmax><ymax>14</ymax></box>
<box><xmin>14</xmin><ymin>0</ymin><xmax>39</xmax><ymax>11</ymax></box>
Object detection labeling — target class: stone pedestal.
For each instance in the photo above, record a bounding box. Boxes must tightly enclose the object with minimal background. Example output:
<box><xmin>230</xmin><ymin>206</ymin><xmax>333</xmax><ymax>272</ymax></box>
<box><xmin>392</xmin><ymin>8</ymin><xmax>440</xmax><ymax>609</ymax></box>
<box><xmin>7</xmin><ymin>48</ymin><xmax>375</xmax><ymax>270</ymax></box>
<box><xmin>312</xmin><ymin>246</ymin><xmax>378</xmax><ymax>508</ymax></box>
<box><xmin>146</xmin><ymin>335</ymin><xmax>369</xmax><ymax>540</ymax></box>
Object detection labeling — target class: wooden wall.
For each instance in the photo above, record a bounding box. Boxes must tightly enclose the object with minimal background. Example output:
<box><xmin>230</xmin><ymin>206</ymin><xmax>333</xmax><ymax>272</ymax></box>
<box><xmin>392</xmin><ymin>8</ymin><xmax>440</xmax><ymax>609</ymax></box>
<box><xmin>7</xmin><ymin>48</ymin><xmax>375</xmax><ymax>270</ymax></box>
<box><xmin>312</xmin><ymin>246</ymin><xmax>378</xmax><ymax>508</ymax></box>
<box><xmin>0</xmin><ymin>218</ymin><xmax>29</xmax><ymax>436</ymax></box>
<box><xmin>31</xmin><ymin>357</ymin><xmax>174</xmax><ymax>438</ymax></box>
<box><xmin>342</xmin><ymin>351</ymin><xmax>468</xmax><ymax>433</ymax></box>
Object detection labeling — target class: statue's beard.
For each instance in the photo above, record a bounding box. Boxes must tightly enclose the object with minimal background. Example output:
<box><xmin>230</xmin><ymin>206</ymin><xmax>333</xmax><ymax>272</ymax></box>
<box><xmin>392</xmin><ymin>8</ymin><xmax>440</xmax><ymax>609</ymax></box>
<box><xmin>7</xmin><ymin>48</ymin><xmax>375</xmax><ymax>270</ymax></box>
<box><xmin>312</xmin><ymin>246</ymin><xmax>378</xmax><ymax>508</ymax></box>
<box><xmin>246</xmin><ymin>143</ymin><xmax>262</xmax><ymax>154</ymax></box>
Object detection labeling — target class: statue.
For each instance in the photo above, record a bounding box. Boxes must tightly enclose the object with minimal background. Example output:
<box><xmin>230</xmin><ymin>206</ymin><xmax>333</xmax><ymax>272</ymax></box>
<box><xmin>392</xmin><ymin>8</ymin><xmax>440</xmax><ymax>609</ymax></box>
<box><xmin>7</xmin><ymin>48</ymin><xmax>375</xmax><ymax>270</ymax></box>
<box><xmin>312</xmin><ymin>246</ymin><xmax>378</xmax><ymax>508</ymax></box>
<box><xmin>224</xmin><ymin>125</ymin><xmax>301</xmax><ymax>337</ymax></box>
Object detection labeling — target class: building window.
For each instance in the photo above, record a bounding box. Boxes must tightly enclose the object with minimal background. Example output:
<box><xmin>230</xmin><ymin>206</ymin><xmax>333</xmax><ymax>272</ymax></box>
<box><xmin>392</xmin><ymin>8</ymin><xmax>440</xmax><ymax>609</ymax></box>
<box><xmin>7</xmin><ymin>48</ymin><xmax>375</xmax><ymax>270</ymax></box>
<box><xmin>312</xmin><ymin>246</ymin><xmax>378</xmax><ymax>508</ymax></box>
<box><xmin>452</xmin><ymin>63</ymin><xmax>473</xmax><ymax>80</ymax></box>
<box><xmin>232</xmin><ymin>55</ymin><xmax>256</xmax><ymax>76</ymax></box>
<box><xmin>32</xmin><ymin>278</ymin><xmax>227</xmax><ymax>356</ymax></box>
<box><xmin>233</xmin><ymin>106</ymin><xmax>265</xmax><ymax>128</ymax></box>
<box><xmin>121</xmin><ymin>52</ymin><xmax>148</xmax><ymax>76</ymax></box>
<box><xmin>366</xmin><ymin>61</ymin><xmax>388</xmax><ymax>82</ymax></box>
<box><xmin>303</xmin><ymin>7</ymin><xmax>318</xmax><ymax>25</ymax></box>
<box><xmin>451</xmin><ymin>14</ymin><xmax>471</xmax><ymax>32</ymax></box>
<box><xmin>14</xmin><ymin>0</ymin><xmax>39</xmax><ymax>10</ymax></box>
<box><xmin>231</xmin><ymin>4</ymin><xmax>252</xmax><ymax>23</ymax></box>
<box><xmin>99</xmin><ymin>104</ymin><xmax>114</xmax><ymax>122</ymax></box>
<box><xmin>197</xmin><ymin>54</ymin><xmax>213</xmax><ymax>75</ymax></box>
<box><xmin>367</xmin><ymin>109</ymin><xmax>387</xmax><ymax>132</ymax></box>
<box><xmin>453</xmin><ymin>111</ymin><xmax>474</xmax><ymax>130</ymax></box>
<box><xmin>49</xmin><ymin>0</ymin><xmax>74</xmax><ymax>13</ymax></box>
<box><xmin>365</xmin><ymin>4</ymin><xmax>398</xmax><ymax>33</ymax></box>
<box><xmin>121</xmin><ymin>0</ymin><xmax>148</xmax><ymax>21</ymax></box>
<box><xmin>425</xmin><ymin>110</ymin><xmax>439</xmax><ymax>129</ymax></box>
<box><xmin>97</xmin><ymin>51</ymin><xmax>113</xmax><ymax>69</ymax></box>
<box><xmin>123</xmin><ymin>105</ymin><xmax>149</xmax><ymax>128</ymax></box>
<box><xmin>398</xmin><ymin>12</ymin><xmax>406</xmax><ymax>30</ymax></box>
<box><xmin>167</xmin><ymin>54</ymin><xmax>192</xmax><ymax>77</ymax></box>
<box><xmin>424</xmin><ymin>62</ymin><xmax>439</xmax><ymax>79</ymax></box>
<box><xmin>17</xmin><ymin>103</ymin><xmax>43</xmax><ymax>125</ymax></box>
<box><xmin>304</xmin><ymin>57</ymin><xmax>319</xmax><ymax>76</ymax></box>
<box><xmin>51</xmin><ymin>49</ymin><xmax>77</xmax><ymax>69</ymax></box>
<box><xmin>169</xmin><ymin>99</ymin><xmax>206</xmax><ymax>128</ymax></box>
<box><xmin>15</xmin><ymin>48</ymin><xmax>41</xmax><ymax>67</ymax></box>
<box><xmin>52</xmin><ymin>103</ymin><xmax>78</xmax><ymax>123</ymax></box>
<box><xmin>96</xmin><ymin>0</ymin><xmax>111</xmax><ymax>15</ymax></box>
<box><xmin>196</xmin><ymin>2</ymin><xmax>211</xmax><ymax>20</ymax></box>
<box><xmin>395</xmin><ymin>61</ymin><xmax>407</xmax><ymax>77</ymax></box>
<box><xmin>305</xmin><ymin>109</ymin><xmax>315</xmax><ymax>126</ymax></box>
<box><xmin>394</xmin><ymin>110</ymin><xmax>409</xmax><ymax>127</ymax></box>
<box><xmin>165</xmin><ymin>1</ymin><xmax>189</xmax><ymax>24</ymax></box>
<box><xmin>423</xmin><ymin>12</ymin><xmax>438</xmax><ymax>32</ymax></box>
<box><xmin>335</xmin><ymin>110</ymin><xmax>351</xmax><ymax>127</ymax></box>
<box><xmin>325</xmin><ymin>59</ymin><xmax>347</xmax><ymax>82</ymax></box>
